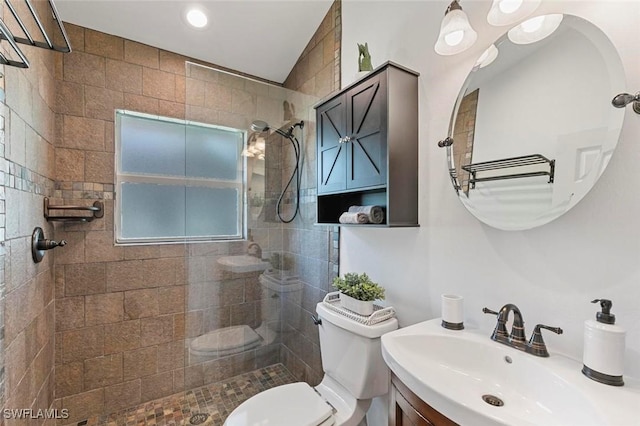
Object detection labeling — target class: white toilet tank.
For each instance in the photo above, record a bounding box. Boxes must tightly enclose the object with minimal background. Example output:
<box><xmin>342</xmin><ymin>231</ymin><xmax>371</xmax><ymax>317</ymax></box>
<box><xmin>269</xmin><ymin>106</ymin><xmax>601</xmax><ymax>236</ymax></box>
<box><xmin>316</xmin><ymin>302</ymin><xmax>398</xmax><ymax>399</ymax></box>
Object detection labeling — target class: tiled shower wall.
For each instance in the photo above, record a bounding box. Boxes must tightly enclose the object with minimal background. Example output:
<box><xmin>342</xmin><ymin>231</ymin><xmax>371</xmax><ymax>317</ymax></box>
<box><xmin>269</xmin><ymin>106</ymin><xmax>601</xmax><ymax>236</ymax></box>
<box><xmin>0</xmin><ymin>0</ymin><xmax>340</xmax><ymax>422</ymax></box>
<box><xmin>0</xmin><ymin>0</ymin><xmax>58</xmax><ymax>423</ymax></box>
<box><xmin>279</xmin><ymin>0</ymin><xmax>342</xmax><ymax>384</ymax></box>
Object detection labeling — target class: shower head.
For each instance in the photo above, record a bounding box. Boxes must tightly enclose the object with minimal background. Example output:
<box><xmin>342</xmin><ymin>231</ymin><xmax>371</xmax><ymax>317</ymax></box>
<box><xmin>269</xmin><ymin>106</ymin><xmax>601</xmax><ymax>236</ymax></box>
<box><xmin>250</xmin><ymin>120</ymin><xmax>304</xmax><ymax>138</ymax></box>
<box><xmin>250</xmin><ymin>120</ymin><xmax>270</xmax><ymax>132</ymax></box>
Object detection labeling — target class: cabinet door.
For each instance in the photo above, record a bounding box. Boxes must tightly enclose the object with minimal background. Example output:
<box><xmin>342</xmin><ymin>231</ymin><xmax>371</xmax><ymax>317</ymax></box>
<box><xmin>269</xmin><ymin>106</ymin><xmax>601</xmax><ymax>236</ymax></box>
<box><xmin>390</xmin><ymin>384</ymin><xmax>433</xmax><ymax>426</ymax></box>
<box><xmin>346</xmin><ymin>72</ymin><xmax>387</xmax><ymax>190</ymax></box>
<box><xmin>317</xmin><ymin>94</ymin><xmax>347</xmax><ymax>194</ymax></box>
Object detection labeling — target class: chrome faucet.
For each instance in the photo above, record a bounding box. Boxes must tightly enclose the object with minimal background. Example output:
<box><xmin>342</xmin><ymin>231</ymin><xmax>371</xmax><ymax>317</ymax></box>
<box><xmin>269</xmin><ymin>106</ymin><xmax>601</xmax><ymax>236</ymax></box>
<box><xmin>483</xmin><ymin>304</ymin><xmax>563</xmax><ymax>357</ymax></box>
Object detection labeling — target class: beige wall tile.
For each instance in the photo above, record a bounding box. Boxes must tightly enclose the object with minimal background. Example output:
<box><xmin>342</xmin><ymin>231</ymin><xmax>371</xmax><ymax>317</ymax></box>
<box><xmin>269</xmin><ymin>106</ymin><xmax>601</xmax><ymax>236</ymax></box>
<box><xmin>156</xmin><ymin>340</ymin><xmax>184</xmax><ymax>372</ymax></box>
<box><xmin>62</xmin><ymin>23</ymin><xmax>85</xmax><ymax>52</ymax></box>
<box><xmin>5</xmin><ymin>331</ymin><xmax>26</xmax><ymax>395</ymax></box>
<box><xmin>63</xmin><ymin>51</ymin><xmax>105</xmax><ymax>87</ymax></box>
<box><xmin>124</xmin><ymin>288</ymin><xmax>159</xmax><ymax>320</ymax></box>
<box><xmin>84</xmin><ymin>353</ymin><xmax>123</xmax><ymax>390</ymax></box>
<box><xmin>159</xmin><ymin>51</ymin><xmax>187</xmax><ymax>75</ymax></box>
<box><xmin>142</xmin><ymin>68</ymin><xmax>176</xmax><ymax>101</ymax></box>
<box><xmin>62</xmin><ymin>115</ymin><xmax>105</xmax><ymax>151</ymax></box>
<box><xmin>123</xmin><ymin>346</ymin><xmax>157</xmax><ymax>381</ymax></box>
<box><xmin>61</xmin><ymin>388</ymin><xmax>104</xmax><ymax>424</ymax></box>
<box><xmin>84</xmin><ymin>86</ymin><xmax>124</xmax><ymax>122</ymax></box>
<box><xmin>55</xmin><ymin>361</ymin><xmax>83</xmax><ymax>398</ymax></box>
<box><xmin>85</xmin><ymin>29</ymin><xmax>124</xmax><ymax>60</ymax></box>
<box><xmin>62</xmin><ymin>326</ymin><xmax>104</xmax><ymax>363</ymax></box>
<box><xmin>106</xmin><ymin>59</ymin><xmax>142</xmax><ymax>94</ymax></box>
<box><xmin>231</xmin><ymin>89</ymin><xmax>256</xmax><ymax>117</ymax></box>
<box><xmin>84</xmin><ymin>151</ymin><xmax>114</xmax><ymax>183</ymax></box>
<box><xmin>204</xmin><ymin>82</ymin><xmax>232</xmax><ymax>111</ymax></box>
<box><xmin>185</xmin><ymin>78</ymin><xmax>205</xmax><ymax>106</ymax></box>
<box><xmin>175</xmin><ymin>75</ymin><xmax>186</xmax><ymax>103</ymax></box>
<box><xmin>85</xmin><ymin>292</ymin><xmax>124</xmax><ymax>326</ymax></box>
<box><xmin>123</xmin><ymin>93</ymin><xmax>159</xmax><ymax>115</ymax></box>
<box><xmin>55</xmin><ymin>148</ymin><xmax>85</xmax><ymax>181</ymax></box>
<box><xmin>106</xmin><ymin>260</ymin><xmax>143</xmax><ymax>292</ymax></box>
<box><xmin>140</xmin><ymin>315</ymin><xmax>174</xmax><ymax>347</ymax></box>
<box><xmin>142</xmin><ymin>258</ymin><xmax>177</xmax><ymax>287</ymax></box>
<box><xmin>158</xmin><ymin>100</ymin><xmax>184</xmax><ymax>120</ymax></box>
<box><xmin>55</xmin><ymin>81</ymin><xmax>84</xmax><ymax>116</ymax></box>
<box><xmin>104</xmin><ymin>320</ymin><xmax>140</xmax><ymax>354</ymax></box>
<box><xmin>85</xmin><ymin>231</ymin><xmax>123</xmax><ymax>263</ymax></box>
<box><xmin>104</xmin><ymin>379</ymin><xmax>141</xmax><ymax>413</ymax></box>
<box><xmin>124</xmin><ymin>40</ymin><xmax>159</xmax><ymax>69</ymax></box>
<box><xmin>140</xmin><ymin>371</ymin><xmax>173</xmax><ymax>402</ymax></box>
<box><xmin>158</xmin><ymin>286</ymin><xmax>185</xmax><ymax>315</ymax></box>
<box><xmin>64</xmin><ymin>263</ymin><xmax>106</xmax><ymax>296</ymax></box>
<box><xmin>55</xmin><ymin>296</ymin><xmax>85</xmax><ymax>331</ymax></box>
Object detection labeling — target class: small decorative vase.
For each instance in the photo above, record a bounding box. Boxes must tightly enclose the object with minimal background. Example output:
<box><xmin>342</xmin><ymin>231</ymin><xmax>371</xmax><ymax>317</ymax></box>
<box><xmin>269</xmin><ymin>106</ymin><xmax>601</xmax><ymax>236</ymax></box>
<box><xmin>339</xmin><ymin>292</ymin><xmax>374</xmax><ymax>316</ymax></box>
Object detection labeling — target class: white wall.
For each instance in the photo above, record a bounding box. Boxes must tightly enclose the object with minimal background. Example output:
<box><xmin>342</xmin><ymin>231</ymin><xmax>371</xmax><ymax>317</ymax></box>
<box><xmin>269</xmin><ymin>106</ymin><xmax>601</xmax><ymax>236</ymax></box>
<box><xmin>340</xmin><ymin>2</ymin><xmax>640</xmax><ymax>424</ymax></box>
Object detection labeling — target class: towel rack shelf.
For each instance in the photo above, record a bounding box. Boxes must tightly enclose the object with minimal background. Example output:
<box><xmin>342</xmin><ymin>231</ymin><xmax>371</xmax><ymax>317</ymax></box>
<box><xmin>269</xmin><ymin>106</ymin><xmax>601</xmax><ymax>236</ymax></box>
<box><xmin>0</xmin><ymin>0</ymin><xmax>72</xmax><ymax>69</ymax></box>
<box><xmin>44</xmin><ymin>197</ymin><xmax>104</xmax><ymax>222</ymax></box>
<box><xmin>461</xmin><ymin>154</ymin><xmax>555</xmax><ymax>190</ymax></box>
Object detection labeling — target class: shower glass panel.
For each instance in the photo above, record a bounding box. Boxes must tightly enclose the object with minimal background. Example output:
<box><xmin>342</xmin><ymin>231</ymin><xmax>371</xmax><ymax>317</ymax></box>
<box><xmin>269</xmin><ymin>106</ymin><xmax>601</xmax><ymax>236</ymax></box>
<box><xmin>183</xmin><ymin>62</ymin><xmax>318</xmax><ymax>391</ymax></box>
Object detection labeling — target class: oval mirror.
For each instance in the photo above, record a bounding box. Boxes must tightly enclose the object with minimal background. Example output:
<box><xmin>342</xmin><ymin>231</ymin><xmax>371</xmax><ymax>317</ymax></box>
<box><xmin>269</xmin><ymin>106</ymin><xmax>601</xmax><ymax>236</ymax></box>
<box><xmin>444</xmin><ymin>14</ymin><xmax>626</xmax><ymax>230</ymax></box>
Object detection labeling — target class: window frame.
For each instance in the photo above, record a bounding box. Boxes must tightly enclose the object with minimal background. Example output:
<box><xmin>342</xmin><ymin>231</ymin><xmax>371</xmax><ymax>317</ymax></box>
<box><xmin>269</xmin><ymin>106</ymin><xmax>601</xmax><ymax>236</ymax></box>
<box><xmin>114</xmin><ymin>109</ymin><xmax>247</xmax><ymax>245</ymax></box>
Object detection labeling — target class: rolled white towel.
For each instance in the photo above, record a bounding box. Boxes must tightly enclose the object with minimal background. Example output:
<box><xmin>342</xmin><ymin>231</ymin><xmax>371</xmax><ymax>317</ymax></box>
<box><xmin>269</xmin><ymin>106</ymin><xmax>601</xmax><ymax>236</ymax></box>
<box><xmin>348</xmin><ymin>205</ymin><xmax>384</xmax><ymax>224</ymax></box>
<box><xmin>339</xmin><ymin>212</ymin><xmax>369</xmax><ymax>224</ymax></box>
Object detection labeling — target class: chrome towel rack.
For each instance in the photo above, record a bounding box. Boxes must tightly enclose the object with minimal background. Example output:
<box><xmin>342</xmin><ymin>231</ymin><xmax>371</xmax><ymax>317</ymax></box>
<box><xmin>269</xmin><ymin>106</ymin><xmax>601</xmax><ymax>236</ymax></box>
<box><xmin>44</xmin><ymin>197</ymin><xmax>104</xmax><ymax>222</ymax></box>
<box><xmin>0</xmin><ymin>0</ymin><xmax>72</xmax><ymax>68</ymax></box>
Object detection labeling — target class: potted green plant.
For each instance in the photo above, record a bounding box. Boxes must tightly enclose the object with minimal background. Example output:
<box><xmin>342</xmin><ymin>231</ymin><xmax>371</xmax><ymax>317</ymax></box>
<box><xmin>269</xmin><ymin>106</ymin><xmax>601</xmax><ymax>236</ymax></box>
<box><xmin>332</xmin><ymin>272</ymin><xmax>385</xmax><ymax>316</ymax></box>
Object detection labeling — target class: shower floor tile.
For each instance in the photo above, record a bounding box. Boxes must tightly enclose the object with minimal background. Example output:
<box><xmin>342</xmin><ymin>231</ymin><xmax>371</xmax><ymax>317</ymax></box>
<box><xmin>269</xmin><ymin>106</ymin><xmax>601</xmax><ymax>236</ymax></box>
<box><xmin>70</xmin><ymin>364</ymin><xmax>296</xmax><ymax>426</ymax></box>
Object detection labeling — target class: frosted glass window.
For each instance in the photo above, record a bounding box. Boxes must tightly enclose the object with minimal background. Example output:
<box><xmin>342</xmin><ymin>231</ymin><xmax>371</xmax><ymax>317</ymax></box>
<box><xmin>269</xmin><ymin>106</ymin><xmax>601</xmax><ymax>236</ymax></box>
<box><xmin>186</xmin><ymin>187</ymin><xmax>239</xmax><ymax>237</ymax></box>
<box><xmin>115</xmin><ymin>110</ymin><xmax>245</xmax><ymax>244</ymax></box>
<box><xmin>120</xmin><ymin>114</ymin><xmax>186</xmax><ymax>176</ymax></box>
<box><xmin>186</xmin><ymin>126</ymin><xmax>242</xmax><ymax>180</ymax></box>
<box><xmin>120</xmin><ymin>183</ymin><xmax>185</xmax><ymax>239</ymax></box>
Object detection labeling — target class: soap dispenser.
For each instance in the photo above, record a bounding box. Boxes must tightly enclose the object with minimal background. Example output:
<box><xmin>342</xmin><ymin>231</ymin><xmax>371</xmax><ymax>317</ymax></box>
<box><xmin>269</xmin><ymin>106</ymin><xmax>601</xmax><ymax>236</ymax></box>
<box><xmin>582</xmin><ymin>299</ymin><xmax>625</xmax><ymax>386</ymax></box>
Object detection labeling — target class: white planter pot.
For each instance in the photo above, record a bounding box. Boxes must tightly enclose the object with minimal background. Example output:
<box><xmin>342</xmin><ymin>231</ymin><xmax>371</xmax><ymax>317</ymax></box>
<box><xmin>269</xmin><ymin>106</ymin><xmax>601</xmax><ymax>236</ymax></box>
<box><xmin>339</xmin><ymin>292</ymin><xmax>374</xmax><ymax>316</ymax></box>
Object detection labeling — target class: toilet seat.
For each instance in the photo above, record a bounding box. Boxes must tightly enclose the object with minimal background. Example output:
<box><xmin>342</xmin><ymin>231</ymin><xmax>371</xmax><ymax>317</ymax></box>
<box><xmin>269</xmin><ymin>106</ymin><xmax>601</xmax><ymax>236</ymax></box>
<box><xmin>190</xmin><ymin>325</ymin><xmax>261</xmax><ymax>357</ymax></box>
<box><xmin>224</xmin><ymin>382</ymin><xmax>335</xmax><ymax>426</ymax></box>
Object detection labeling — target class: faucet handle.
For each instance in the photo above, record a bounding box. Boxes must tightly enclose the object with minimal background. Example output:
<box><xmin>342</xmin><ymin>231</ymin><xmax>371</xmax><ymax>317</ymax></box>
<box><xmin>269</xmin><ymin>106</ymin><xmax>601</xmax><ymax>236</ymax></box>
<box><xmin>526</xmin><ymin>324</ymin><xmax>563</xmax><ymax>357</ymax></box>
<box><xmin>483</xmin><ymin>307</ymin><xmax>508</xmax><ymax>341</ymax></box>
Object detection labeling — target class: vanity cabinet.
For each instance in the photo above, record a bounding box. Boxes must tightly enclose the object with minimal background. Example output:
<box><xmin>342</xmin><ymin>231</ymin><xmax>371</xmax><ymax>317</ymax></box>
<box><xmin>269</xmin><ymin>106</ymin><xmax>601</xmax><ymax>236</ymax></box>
<box><xmin>315</xmin><ymin>61</ymin><xmax>419</xmax><ymax>226</ymax></box>
<box><xmin>390</xmin><ymin>373</ymin><xmax>458</xmax><ymax>426</ymax></box>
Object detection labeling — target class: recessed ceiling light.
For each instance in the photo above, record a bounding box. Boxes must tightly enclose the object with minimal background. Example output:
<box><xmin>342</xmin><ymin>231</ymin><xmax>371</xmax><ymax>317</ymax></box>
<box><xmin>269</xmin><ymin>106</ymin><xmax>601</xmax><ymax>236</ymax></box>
<box><xmin>186</xmin><ymin>8</ymin><xmax>208</xmax><ymax>28</ymax></box>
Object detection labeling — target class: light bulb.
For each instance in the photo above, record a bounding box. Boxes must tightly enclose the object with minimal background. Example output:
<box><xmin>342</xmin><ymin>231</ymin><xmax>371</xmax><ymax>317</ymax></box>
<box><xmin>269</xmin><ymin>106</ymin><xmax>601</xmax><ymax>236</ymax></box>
<box><xmin>499</xmin><ymin>0</ymin><xmax>523</xmax><ymax>14</ymax></box>
<box><xmin>186</xmin><ymin>9</ymin><xmax>208</xmax><ymax>28</ymax></box>
<box><xmin>445</xmin><ymin>30</ymin><xmax>464</xmax><ymax>46</ymax></box>
<box><xmin>521</xmin><ymin>15</ymin><xmax>545</xmax><ymax>33</ymax></box>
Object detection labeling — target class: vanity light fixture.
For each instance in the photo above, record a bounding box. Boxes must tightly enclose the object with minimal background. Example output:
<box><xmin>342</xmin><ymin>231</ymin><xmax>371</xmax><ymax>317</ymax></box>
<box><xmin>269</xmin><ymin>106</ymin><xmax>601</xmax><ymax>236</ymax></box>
<box><xmin>487</xmin><ymin>0</ymin><xmax>541</xmax><ymax>26</ymax></box>
<box><xmin>186</xmin><ymin>8</ymin><xmax>208</xmax><ymax>28</ymax></box>
<box><xmin>434</xmin><ymin>0</ymin><xmax>478</xmax><ymax>56</ymax></box>
<box><xmin>508</xmin><ymin>14</ymin><xmax>563</xmax><ymax>45</ymax></box>
<box><xmin>474</xmin><ymin>44</ymin><xmax>499</xmax><ymax>69</ymax></box>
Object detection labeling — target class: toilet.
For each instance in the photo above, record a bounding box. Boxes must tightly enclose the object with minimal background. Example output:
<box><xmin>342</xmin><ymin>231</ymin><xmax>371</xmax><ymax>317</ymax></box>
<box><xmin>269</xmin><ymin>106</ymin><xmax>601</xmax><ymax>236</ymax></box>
<box><xmin>189</xmin><ymin>270</ymin><xmax>302</xmax><ymax>360</ymax></box>
<box><xmin>224</xmin><ymin>300</ymin><xmax>398</xmax><ymax>426</ymax></box>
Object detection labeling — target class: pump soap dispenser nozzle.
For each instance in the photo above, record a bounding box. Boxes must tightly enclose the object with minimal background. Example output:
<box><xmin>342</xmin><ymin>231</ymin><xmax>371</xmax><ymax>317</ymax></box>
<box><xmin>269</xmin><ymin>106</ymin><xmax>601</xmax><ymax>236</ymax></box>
<box><xmin>582</xmin><ymin>298</ymin><xmax>625</xmax><ymax>386</ymax></box>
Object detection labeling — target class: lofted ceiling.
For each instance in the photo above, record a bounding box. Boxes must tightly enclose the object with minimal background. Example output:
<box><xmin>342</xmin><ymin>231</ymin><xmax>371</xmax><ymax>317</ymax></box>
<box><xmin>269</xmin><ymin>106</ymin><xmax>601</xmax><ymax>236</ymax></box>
<box><xmin>55</xmin><ymin>0</ymin><xmax>334</xmax><ymax>84</ymax></box>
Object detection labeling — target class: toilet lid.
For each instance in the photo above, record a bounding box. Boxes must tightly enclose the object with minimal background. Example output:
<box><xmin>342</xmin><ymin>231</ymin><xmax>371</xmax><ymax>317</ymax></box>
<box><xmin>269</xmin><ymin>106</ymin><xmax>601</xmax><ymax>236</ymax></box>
<box><xmin>191</xmin><ymin>325</ymin><xmax>261</xmax><ymax>353</ymax></box>
<box><xmin>224</xmin><ymin>382</ymin><xmax>334</xmax><ymax>426</ymax></box>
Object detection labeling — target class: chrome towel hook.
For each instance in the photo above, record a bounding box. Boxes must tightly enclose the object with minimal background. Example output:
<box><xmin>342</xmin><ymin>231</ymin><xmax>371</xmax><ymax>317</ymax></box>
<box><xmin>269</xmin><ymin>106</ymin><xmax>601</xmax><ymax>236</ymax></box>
<box><xmin>611</xmin><ymin>92</ymin><xmax>640</xmax><ymax>114</ymax></box>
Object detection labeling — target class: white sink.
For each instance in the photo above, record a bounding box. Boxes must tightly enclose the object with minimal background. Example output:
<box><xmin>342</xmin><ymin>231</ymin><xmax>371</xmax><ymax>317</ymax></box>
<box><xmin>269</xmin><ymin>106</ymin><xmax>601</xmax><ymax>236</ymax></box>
<box><xmin>381</xmin><ymin>319</ymin><xmax>638</xmax><ymax>426</ymax></box>
<box><xmin>217</xmin><ymin>255</ymin><xmax>270</xmax><ymax>273</ymax></box>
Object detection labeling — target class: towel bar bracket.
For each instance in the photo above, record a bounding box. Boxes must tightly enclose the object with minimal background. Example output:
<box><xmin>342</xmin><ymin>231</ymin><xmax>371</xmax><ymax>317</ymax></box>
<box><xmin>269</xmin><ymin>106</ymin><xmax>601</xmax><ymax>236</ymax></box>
<box><xmin>44</xmin><ymin>197</ymin><xmax>104</xmax><ymax>222</ymax></box>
